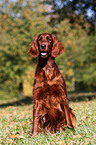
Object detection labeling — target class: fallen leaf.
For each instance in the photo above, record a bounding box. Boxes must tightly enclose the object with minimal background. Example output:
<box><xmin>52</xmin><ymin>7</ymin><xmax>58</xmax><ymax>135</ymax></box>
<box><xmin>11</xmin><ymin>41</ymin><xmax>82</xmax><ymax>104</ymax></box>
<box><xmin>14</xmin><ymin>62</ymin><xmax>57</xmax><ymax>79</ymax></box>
<box><xmin>73</xmin><ymin>134</ymin><xmax>82</xmax><ymax>138</ymax></box>
<box><xmin>18</xmin><ymin>135</ymin><xmax>25</xmax><ymax>139</ymax></box>
<box><xmin>58</xmin><ymin>140</ymin><xmax>64</xmax><ymax>145</ymax></box>
<box><xmin>27</xmin><ymin>120</ymin><xmax>31</xmax><ymax>125</ymax></box>
<box><xmin>11</xmin><ymin>134</ymin><xmax>15</xmax><ymax>138</ymax></box>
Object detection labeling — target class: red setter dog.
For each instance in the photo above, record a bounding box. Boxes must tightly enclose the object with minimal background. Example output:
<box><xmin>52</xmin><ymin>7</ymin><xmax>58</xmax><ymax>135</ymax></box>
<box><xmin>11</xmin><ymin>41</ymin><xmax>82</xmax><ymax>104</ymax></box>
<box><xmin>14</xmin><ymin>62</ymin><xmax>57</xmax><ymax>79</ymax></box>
<box><xmin>28</xmin><ymin>33</ymin><xmax>76</xmax><ymax>134</ymax></box>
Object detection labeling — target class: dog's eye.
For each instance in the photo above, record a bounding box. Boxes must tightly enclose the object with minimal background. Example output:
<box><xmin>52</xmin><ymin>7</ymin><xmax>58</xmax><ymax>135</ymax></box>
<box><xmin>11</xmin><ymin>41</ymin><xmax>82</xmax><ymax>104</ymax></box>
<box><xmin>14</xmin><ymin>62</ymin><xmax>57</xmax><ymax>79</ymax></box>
<box><xmin>47</xmin><ymin>37</ymin><xmax>52</xmax><ymax>41</ymax></box>
<box><xmin>38</xmin><ymin>37</ymin><xmax>42</xmax><ymax>41</ymax></box>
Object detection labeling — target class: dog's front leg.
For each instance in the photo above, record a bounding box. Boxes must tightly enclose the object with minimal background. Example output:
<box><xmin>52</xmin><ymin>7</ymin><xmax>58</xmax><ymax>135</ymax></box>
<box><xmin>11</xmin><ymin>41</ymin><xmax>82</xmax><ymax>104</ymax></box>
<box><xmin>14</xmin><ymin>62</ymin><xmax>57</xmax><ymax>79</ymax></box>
<box><xmin>32</xmin><ymin>101</ymin><xmax>40</xmax><ymax>135</ymax></box>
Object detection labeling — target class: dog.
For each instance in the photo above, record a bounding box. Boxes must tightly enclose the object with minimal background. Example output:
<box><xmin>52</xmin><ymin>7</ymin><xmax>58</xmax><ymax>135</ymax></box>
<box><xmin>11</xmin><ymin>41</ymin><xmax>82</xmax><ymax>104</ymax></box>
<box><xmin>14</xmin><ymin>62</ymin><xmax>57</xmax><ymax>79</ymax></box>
<box><xmin>28</xmin><ymin>33</ymin><xmax>76</xmax><ymax>134</ymax></box>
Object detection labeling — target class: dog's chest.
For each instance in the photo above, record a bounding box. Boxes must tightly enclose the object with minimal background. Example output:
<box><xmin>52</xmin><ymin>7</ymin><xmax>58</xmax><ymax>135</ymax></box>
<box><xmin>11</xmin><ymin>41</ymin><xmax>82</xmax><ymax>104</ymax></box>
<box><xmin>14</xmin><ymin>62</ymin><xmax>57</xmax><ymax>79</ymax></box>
<box><xmin>43</xmin><ymin>65</ymin><xmax>54</xmax><ymax>80</ymax></box>
<box><xmin>34</xmin><ymin>64</ymin><xmax>63</xmax><ymax>90</ymax></box>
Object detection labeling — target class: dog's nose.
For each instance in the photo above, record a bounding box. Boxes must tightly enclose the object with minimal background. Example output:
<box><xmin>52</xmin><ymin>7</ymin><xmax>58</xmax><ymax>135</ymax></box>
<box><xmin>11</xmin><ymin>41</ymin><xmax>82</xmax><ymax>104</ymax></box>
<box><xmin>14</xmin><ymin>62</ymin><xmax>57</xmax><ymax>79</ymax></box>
<box><xmin>41</xmin><ymin>44</ymin><xmax>46</xmax><ymax>49</ymax></box>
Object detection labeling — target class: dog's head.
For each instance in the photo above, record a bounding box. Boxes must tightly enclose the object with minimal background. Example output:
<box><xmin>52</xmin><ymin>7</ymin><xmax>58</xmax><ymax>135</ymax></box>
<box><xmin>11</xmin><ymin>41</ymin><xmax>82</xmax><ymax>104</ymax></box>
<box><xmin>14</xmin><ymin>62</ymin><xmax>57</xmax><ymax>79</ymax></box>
<box><xmin>28</xmin><ymin>33</ymin><xmax>65</xmax><ymax>58</ymax></box>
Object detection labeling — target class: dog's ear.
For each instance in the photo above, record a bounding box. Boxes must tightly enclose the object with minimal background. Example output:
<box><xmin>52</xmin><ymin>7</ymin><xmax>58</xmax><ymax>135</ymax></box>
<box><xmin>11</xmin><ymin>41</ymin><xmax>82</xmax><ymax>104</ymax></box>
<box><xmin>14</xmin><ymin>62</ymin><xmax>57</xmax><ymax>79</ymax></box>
<box><xmin>51</xmin><ymin>35</ymin><xmax>65</xmax><ymax>57</ymax></box>
<box><xmin>28</xmin><ymin>35</ymin><xmax>39</xmax><ymax>58</ymax></box>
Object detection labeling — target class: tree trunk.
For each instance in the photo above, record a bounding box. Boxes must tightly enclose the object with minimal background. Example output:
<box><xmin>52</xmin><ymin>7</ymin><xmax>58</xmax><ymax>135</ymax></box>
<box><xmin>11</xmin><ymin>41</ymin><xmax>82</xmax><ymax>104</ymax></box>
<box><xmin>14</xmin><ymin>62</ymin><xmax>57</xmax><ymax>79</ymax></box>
<box><xmin>19</xmin><ymin>82</ymin><xmax>24</xmax><ymax>97</ymax></box>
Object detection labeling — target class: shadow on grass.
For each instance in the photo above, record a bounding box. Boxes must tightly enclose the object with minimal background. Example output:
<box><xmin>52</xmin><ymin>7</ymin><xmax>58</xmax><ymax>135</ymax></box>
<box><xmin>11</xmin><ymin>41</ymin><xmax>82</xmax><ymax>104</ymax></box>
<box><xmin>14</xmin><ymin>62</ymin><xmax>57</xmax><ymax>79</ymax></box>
<box><xmin>69</xmin><ymin>92</ymin><xmax>96</xmax><ymax>102</ymax></box>
<box><xmin>0</xmin><ymin>92</ymin><xmax>96</xmax><ymax>108</ymax></box>
<box><xmin>0</xmin><ymin>96</ymin><xmax>33</xmax><ymax>108</ymax></box>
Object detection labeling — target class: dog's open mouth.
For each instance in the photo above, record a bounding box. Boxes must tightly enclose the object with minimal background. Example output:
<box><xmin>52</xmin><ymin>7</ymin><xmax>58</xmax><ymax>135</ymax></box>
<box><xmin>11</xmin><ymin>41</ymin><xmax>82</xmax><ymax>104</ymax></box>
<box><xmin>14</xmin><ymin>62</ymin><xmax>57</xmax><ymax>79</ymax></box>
<box><xmin>41</xmin><ymin>52</ymin><xmax>47</xmax><ymax>56</ymax></box>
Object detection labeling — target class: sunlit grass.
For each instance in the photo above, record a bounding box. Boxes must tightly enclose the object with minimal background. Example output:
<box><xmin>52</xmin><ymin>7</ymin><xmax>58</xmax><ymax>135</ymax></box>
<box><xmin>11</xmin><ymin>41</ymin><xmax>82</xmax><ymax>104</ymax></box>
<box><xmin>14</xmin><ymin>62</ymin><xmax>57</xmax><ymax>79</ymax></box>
<box><xmin>0</xmin><ymin>96</ymin><xmax>96</xmax><ymax>144</ymax></box>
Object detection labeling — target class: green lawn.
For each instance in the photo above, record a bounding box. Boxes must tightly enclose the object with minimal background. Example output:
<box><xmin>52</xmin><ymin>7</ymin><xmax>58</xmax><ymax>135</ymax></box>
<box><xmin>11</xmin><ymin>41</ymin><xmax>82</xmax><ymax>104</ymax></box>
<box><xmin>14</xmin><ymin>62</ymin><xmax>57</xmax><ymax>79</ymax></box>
<box><xmin>0</xmin><ymin>94</ymin><xmax>96</xmax><ymax>145</ymax></box>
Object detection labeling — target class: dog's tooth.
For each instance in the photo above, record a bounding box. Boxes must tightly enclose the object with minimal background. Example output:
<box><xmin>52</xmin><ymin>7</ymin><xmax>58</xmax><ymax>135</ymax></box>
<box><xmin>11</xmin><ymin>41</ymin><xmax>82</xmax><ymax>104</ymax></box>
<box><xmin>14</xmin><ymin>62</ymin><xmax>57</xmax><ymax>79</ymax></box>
<box><xmin>41</xmin><ymin>53</ymin><xmax>47</xmax><ymax>56</ymax></box>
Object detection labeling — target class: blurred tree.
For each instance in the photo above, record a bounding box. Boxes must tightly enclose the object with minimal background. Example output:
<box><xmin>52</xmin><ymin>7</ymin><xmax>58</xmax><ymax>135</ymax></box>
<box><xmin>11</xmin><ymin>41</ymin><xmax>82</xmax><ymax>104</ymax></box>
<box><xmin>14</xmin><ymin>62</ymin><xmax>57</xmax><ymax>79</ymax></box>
<box><xmin>43</xmin><ymin>0</ymin><xmax>96</xmax><ymax>35</ymax></box>
<box><xmin>0</xmin><ymin>0</ymin><xmax>96</xmax><ymax>97</ymax></box>
<box><xmin>42</xmin><ymin>0</ymin><xmax>96</xmax><ymax>91</ymax></box>
<box><xmin>55</xmin><ymin>20</ymin><xmax>96</xmax><ymax>91</ymax></box>
<box><xmin>0</xmin><ymin>0</ymin><xmax>51</xmax><ymax>97</ymax></box>
<box><xmin>54</xmin><ymin>19</ymin><xmax>87</xmax><ymax>91</ymax></box>
<box><xmin>74</xmin><ymin>36</ymin><xmax>96</xmax><ymax>91</ymax></box>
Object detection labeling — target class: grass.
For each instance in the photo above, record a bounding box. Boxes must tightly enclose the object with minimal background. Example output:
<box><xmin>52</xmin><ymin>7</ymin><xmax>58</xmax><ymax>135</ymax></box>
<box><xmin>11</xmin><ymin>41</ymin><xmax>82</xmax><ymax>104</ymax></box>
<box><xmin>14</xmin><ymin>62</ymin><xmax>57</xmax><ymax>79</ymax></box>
<box><xmin>0</xmin><ymin>93</ymin><xmax>96</xmax><ymax>145</ymax></box>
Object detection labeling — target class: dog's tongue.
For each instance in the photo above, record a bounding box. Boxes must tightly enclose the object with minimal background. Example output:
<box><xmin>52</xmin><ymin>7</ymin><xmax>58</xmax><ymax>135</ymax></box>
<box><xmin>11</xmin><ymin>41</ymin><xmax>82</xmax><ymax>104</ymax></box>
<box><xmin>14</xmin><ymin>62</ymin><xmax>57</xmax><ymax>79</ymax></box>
<box><xmin>41</xmin><ymin>52</ymin><xmax>47</xmax><ymax>56</ymax></box>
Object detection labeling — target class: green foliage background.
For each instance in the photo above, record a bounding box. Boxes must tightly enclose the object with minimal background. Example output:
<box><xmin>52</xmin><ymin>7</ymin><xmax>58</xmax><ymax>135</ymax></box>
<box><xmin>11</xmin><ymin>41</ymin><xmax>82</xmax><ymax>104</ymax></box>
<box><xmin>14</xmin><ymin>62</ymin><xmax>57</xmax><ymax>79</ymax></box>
<box><xmin>0</xmin><ymin>0</ymin><xmax>96</xmax><ymax>97</ymax></box>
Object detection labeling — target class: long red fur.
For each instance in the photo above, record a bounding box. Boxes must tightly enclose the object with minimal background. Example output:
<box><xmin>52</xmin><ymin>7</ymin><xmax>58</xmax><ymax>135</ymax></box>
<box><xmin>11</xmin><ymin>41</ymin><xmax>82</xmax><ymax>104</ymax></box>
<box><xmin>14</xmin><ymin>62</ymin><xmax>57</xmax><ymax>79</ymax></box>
<box><xmin>28</xmin><ymin>33</ymin><xmax>76</xmax><ymax>134</ymax></box>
